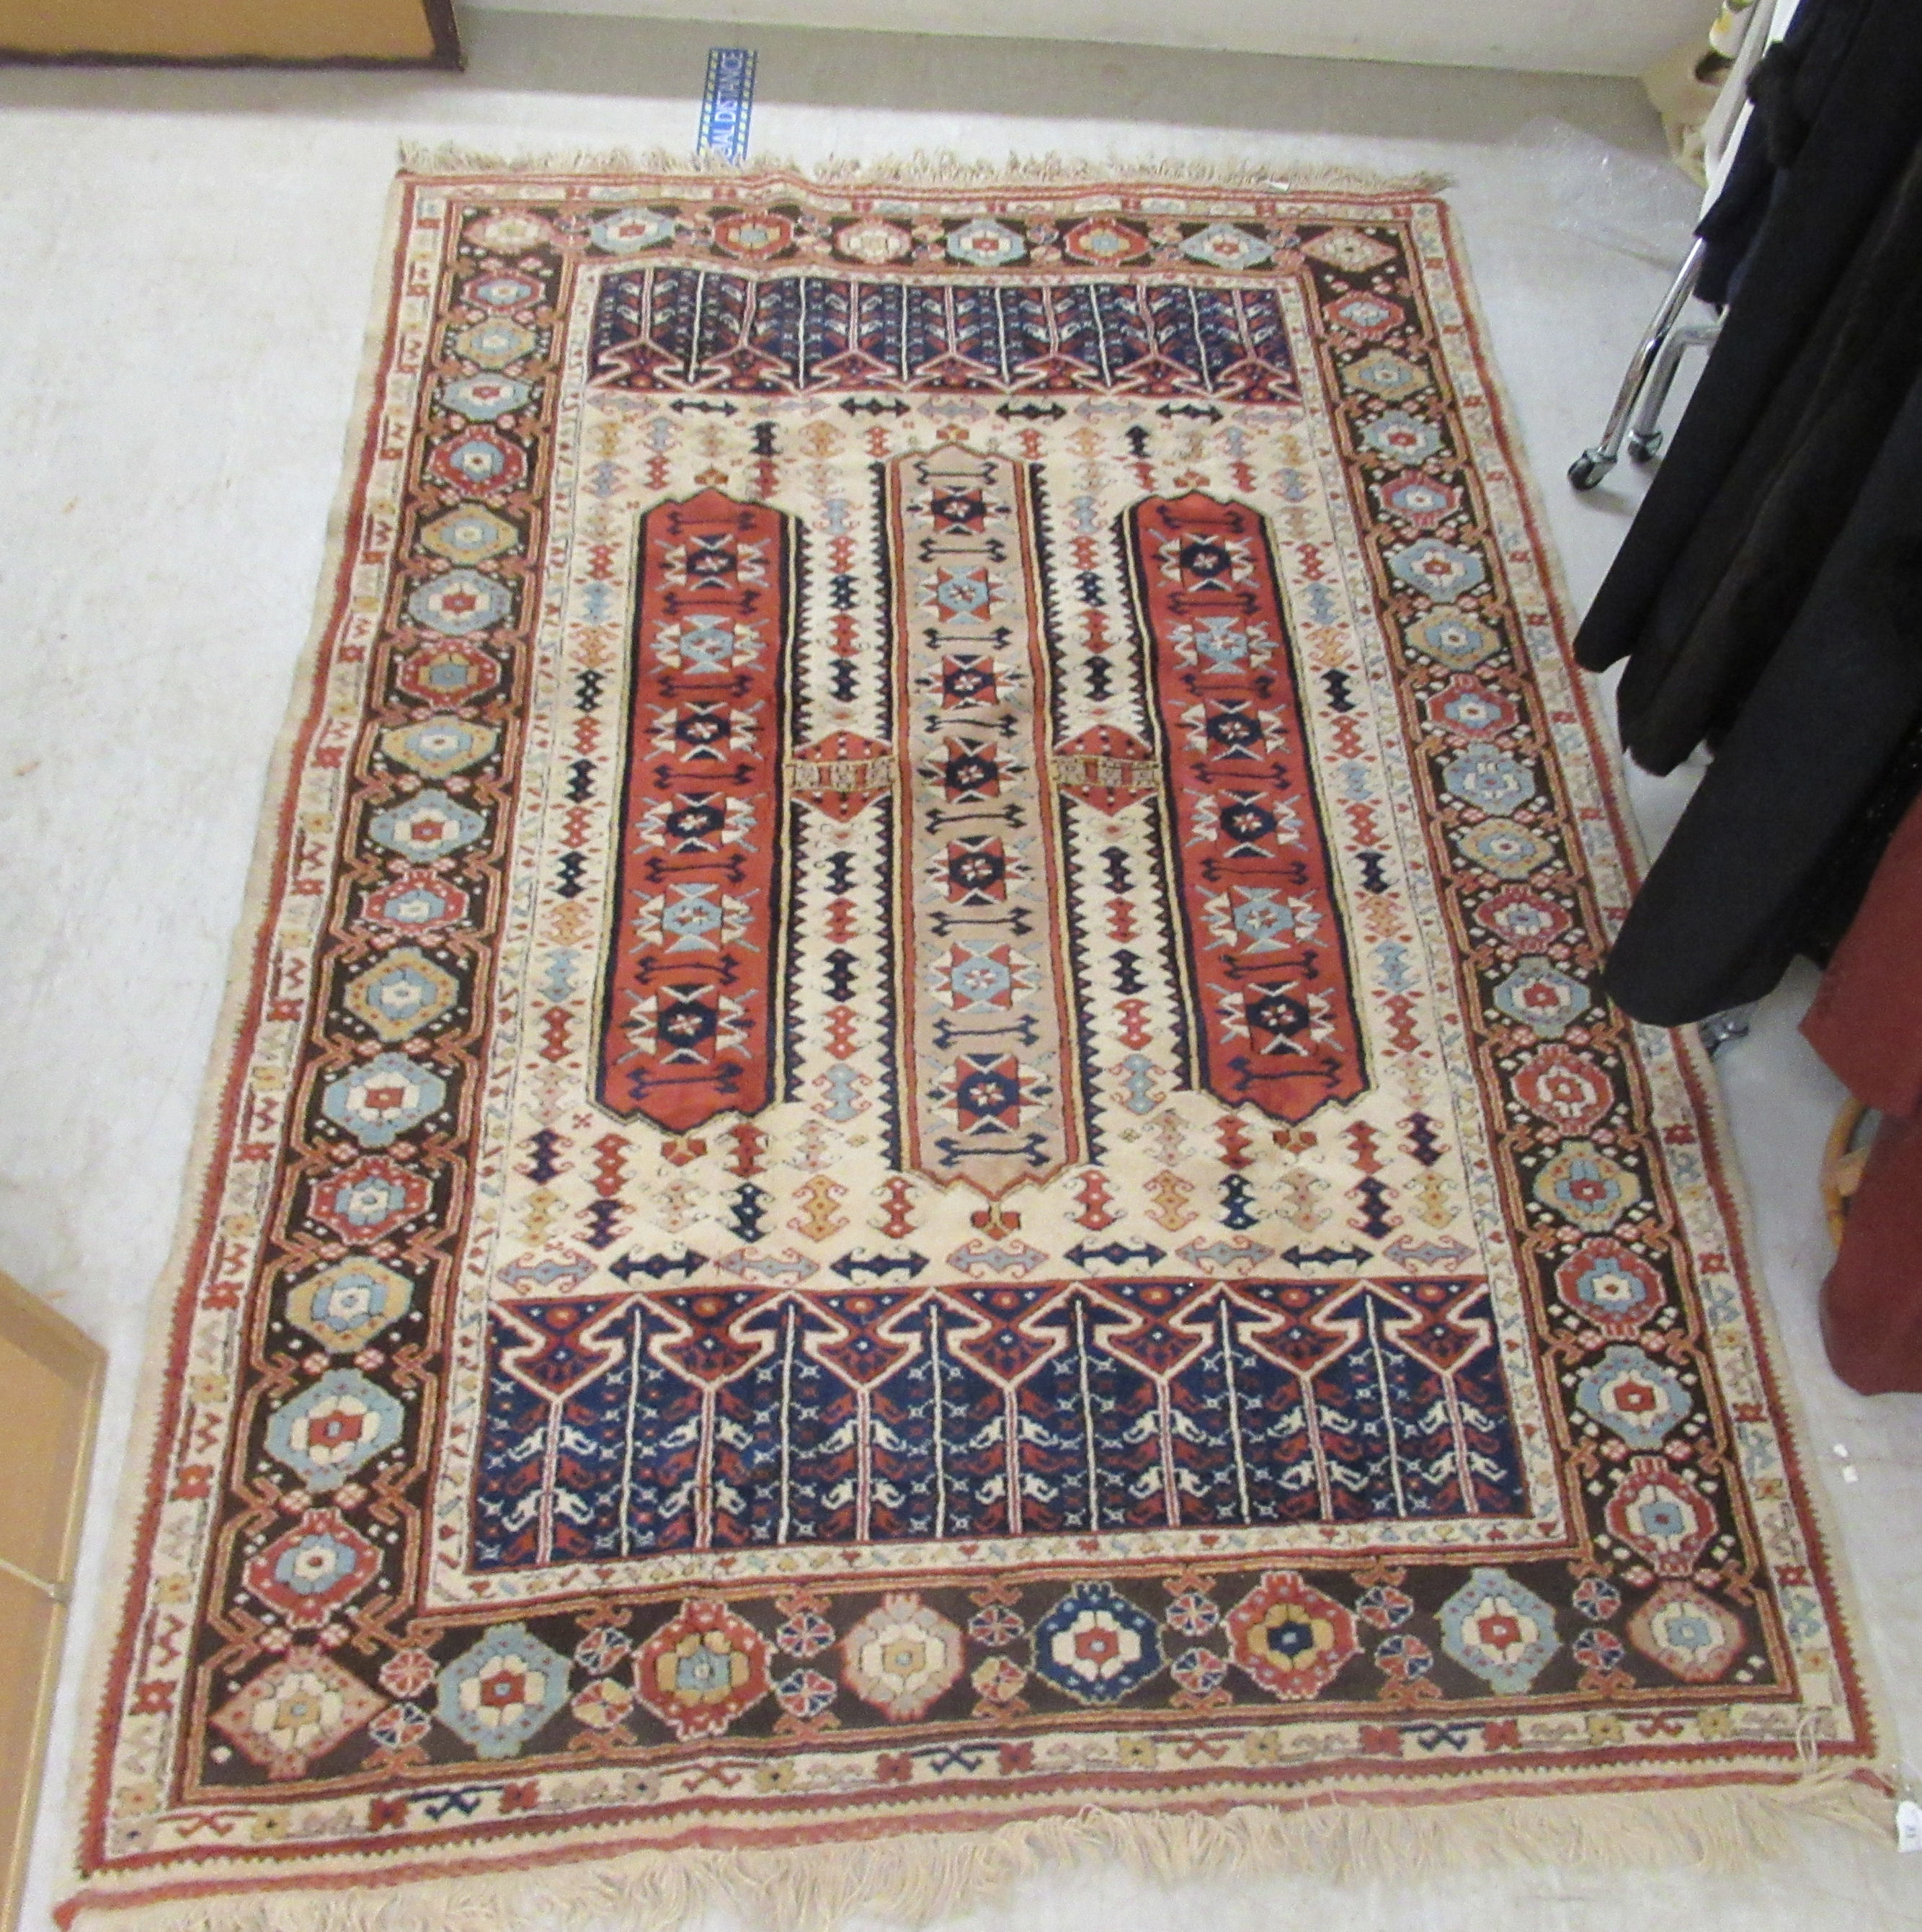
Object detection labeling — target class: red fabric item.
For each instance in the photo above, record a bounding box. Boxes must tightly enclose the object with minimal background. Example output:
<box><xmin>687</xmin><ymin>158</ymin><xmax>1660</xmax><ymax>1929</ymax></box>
<box><xmin>1802</xmin><ymin>788</ymin><xmax>1922</xmax><ymax>1116</ymax></box>
<box><xmin>1819</xmin><ymin>1111</ymin><xmax>1922</xmax><ymax>1393</ymax></box>
<box><xmin>1802</xmin><ymin>788</ymin><xmax>1922</xmax><ymax>1392</ymax></box>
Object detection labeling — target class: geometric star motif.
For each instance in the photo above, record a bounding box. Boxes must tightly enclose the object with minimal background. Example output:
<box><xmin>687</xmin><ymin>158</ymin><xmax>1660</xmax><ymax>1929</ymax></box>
<box><xmin>304</xmin><ymin>1154</ymin><xmax>432</xmax><ymax>1242</ymax></box>
<box><xmin>263</xmin><ymin>1368</ymin><xmax>406</xmax><ymax>1493</ymax></box>
<box><xmin>320</xmin><ymin>1051</ymin><xmax>447</xmax><ymax>1149</ymax></box>
<box><xmin>436</xmin><ymin>1623</ymin><xmax>572</xmax><ymax>1759</ymax></box>
<box><xmin>632</xmin><ymin>1599</ymin><xmax>770</xmax><ymax>1741</ymax></box>
<box><xmin>210</xmin><ymin>1649</ymin><xmax>383</xmax><ymax>1781</ymax></box>
<box><xmin>342</xmin><ymin>949</ymin><xmax>461</xmax><ymax>1043</ymax></box>
<box><xmin>1030</xmin><ymin>1581</ymin><xmax>1161</xmax><ymax>1705</ymax></box>
<box><xmin>840</xmin><ymin>1593</ymin><xmax>965</xmax><ymax>1721</ymax></box>
<box><xmin>1437</xmin><ymin>1566</ymin><xmax>1559</xmax><ymax>1695</ymax></box>
<box><xmin>243</xmin><ymin>1509</ymin><xmax>382</xmax><ymax>1628</ymax></box>
<box><xmin>1224</xmin><ymin>1570</ymin><xmax>1359</xmax><ymax>1701</ymax></box>
<box><xmin>284</xmin><ymin>1257</ymin><xmax>415</xmax><ymax>1353</ymax></box>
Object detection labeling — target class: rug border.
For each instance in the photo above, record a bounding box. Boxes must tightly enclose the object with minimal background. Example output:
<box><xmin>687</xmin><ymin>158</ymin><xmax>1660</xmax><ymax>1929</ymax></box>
<box><xmin>56</xmin><ymin>169</ymin><xmax>424</xmax><ymax>1911</ymax></box>
<box><xmin>1421</xmin><ymin>197</ymin><xmax>1892</xmax><ymax>1781</ymax></box>
<box><xmin>57</xmin><ymin>164</ymin><xmax>1895</xmax><ymax>1930</ymax></box>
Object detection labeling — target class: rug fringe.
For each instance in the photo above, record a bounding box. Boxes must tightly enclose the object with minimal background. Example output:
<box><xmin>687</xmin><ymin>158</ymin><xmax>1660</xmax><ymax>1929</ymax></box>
<box><xmin>66</xmin><ymin>1771</ymin><xmax>1890</xmax><ymax>1932</ymax></box>
<box><xmin>394</xmin><ymin>141</ymin><xmax>1449</xmax><ymax>196</ymax></box>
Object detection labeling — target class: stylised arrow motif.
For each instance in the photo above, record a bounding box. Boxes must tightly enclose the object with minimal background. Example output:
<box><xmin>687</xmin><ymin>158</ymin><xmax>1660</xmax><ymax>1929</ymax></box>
<box><xmin>829</xmin><ymin>1250</ymin><xmax>930</xmax><ymax>1282</ymax></box>
<box><xmin>609</xmin><ymin>1248</ymin><xmax>707</xmax><ymax>1281</ymax></box>
<box><xmin>1064</xmin><ymin>1239</ymin><xmax>1167</xmax><ymax>1270</ymax></box>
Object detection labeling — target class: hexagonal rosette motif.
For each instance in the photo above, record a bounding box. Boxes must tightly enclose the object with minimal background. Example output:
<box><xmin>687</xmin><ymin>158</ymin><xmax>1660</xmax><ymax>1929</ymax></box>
<box><xmin>1363</xmin><ymin>408</ymin><xmax>1443</xmax><ymax>464</ymax></box>
<box><xmin>426</xmin><ymin>431</ymin><xmax>529</xmax><ymax>500</ymax></box>
<box><xmin>210</xmin><ymin>1648</ymin><xmax>383</xmax><ymax>1780</ymax></box>
<box><xmin>284</xmin><ymin>1257</ymin><xmax>414</xmax><ymax>1352</ymax></box>
<box><xmin>342</xmin><ymin>948</ymin><xmax>461</xmax><ymax>1043</ymax></box>
<box><xmin>407</xmin><ymin>566</ymin><xmax>515</xmax><ymax>635</ymax></box>
<box><xmin>1513</xmin><ymin>1043</ymin><xmax>1614</xmax><ymax>1134</ymax></box>
<box><xmin>1327</xmin><ymin>290</ymin><xmax>1403</xmax><ymax>336</ymax></box>
<box><xmin>437</xmin><ymin>1623</ymin><xmax>571</xmax><ymax>1758</ymax></box>
<box><xmin>320</xmin><ymin>1052</ymin><xmax>447</xmax><ymax>1149</ymax></box>
<box><xmin>1494</xmin><ymin>961</ymin><xmax>1590</xmax><ymax>1038</ymax></box>
<box><xmin>368</xmin><ymin>789</ymin><xmax>486</xmax><ymax>863</ymax></box>
<box><xmin>1604</xmin><ymin>1456</ymin><xmax>1718</xmax><ymax>1577</ymax></box>
<box><xmin>1225</xmin><ymin>1570</ymin><xmax>1359</xmax><ymax>1701</ymax></box>
<box><xmin>589</xmin><ymin>205</ymin><xmax>675</xmax><ymax>253</ymax></box>
<box><xmin>450</xmin><ymin>317</ymin><xmax>535</xmax><ymax>368</ymax></box>
<box><xmin>713</xmin><ymin>210</ymin><xmax>793</xmax><ymax>258</ymax></box>
<box><xmin>1377</xmin><ymin>469</ymin><xmax>1460</xmax><ymax>528</ymax></box>
<box><xmin>381</xmin><ymin>715</ymin><xmax>499</xmax><ymax>780</ymax></box>
<box><xmin>832</xmin><ymin>217</ymin><xmax>911</xmax><ymax>264</ymax></box>
<box><xmin>396</xmin><ymin>638</ymin><xmax>500</xmax><ymax>705</ymax></box>
<box><xmin>1063</xmin><ymin>215</ymin><xmax>1148</xmax><ymax>264</ymax></box>
<box><xmin>1403</xmin><ymin>601</ymin><xmax>1496</xmax><ymax>669</ymax></box>
<box><xmin>243</xmin><ymin>1509</ymin><xmax>381</xmax><ymax>1627</ymax></box>
<box><xmin>419</xmin><ymin>504</ymin><xmax>520</xmax><ymax>566</ymax></box>
<box><xmin>1472</xmin><ymin>886</ymin><xmax>1570</xmax><ymax>953</ymax></box>
<box><xmin>1304</xmin><ymin>223</ymin><xmax>1397</xmax><ymax>270</ymax></box>
<box><xmin>1454</xmin><ymin>816</ymin><xmax>1552</xmax><ymax>880</ymax></box>
<box><xmin>1554</xmin><ymin>1237</ymin><xmax>1665</xmax><ymax>1337</ymax></box>
<box><xmin>1426</xmin><ymin>675</ymin><xmax>1518</xmax><ymax>742</ymax></box>
<box><xmin>305</xmin><ymin>1153</ymin><xmax>432</xmax><ymax>1241</ymax></box>
<box><xmin>1532</xmin><ymin>1139</ymin><xmax>1640</xmax><ymax>1232</ymax></box>
<box><xmin>841</xmin><ymin>1593</ymin><xmax>964</xmax><ymax>1721</ymax></box>
<box><xmin>1627</xmin><ymin>1582</ymin><xmax>1743</xmax><ymax>1682</ymax></box>
<box><xmin>264</xmin><ymin>1368</ymin><xmax>405</xmax><ymax>1492</ymax></box>
<box><xmin>633</xmin><ymin>1599</ymin><xmax>770</xmax><ymax>1740</ymax></box>
<box><xmin>465</xmin><ymin>269</ymin><xmax>541</xmax><ymax>310</ymax></box>
<box><xmin>1576</xmin><ymin>1344</ymin><xmax>1692</xmax><ymax>1450</ymax></box>
<box><xmin>1438</xmin><ymin>1567</ymin><xmax>1559</xmax><ymax>1693</ymax></box>
<box><xmin>1343</xmin><ymin>350</ymin><xmax>1425</xmax><ymax>401</ymax></box>
<box><xmin>1031</xmin><ymin>1581</ymin><xmax>1161</xmax><ymax>1704</ymax></box>
<box><xmin>438</xmin><ymin>373</ymin><xmax>533</xmax><ymax>422</ymax></box>
<box><xmin>464</xmin><ymin>208</ymin><xmax>553</xmax><ymax>251</ymax></box>
<box><xmin>1443</xmin><ymin>746</ymin><xmax>1535</xmax><ymax>816</ymax></box>
<box><xmin>1389</xmin><ymin>536</ymin><xmax>1485</xmax><ymax>597</ymax></box>
<box><xmin>1180</xmin><ymin>222</ymin><xmax>1273</xmax><ymax>271</ymax></box>
<box><xmin>360</xmin><ymin>868</ymin><xmax>471</xmax><ymax>936</ymax></box>
<box><xmin>945</xmin><ymin>218</ymin><xmax>1025</xmax><ymax>267</ymax></box>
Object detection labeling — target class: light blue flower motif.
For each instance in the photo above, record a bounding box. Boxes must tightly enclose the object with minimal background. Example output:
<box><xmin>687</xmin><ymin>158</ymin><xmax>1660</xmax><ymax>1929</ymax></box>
<box><xmin>321</xmin><ymin>1051</ymin><xmax>447</xmax><ymax>1148</ymax></box>
<box><xmin>1438</xmin><ymin>1567</ymin><xmax>1559</xmax><ymax>1694</ymax></box>
<box><xmin>437</xmin><ymin>1624</ymin><xmax>572</xmax><ymax>1759</ymax></box>
<box><xmin>1443</xmin><ymin>747</ymin><xmax>1535</xmax><ymax>814</ymax></box>
<box><xmin>264</xmin><ymin>1368</ymin><xmax>406</xmax><ymax>1492</ymax></box>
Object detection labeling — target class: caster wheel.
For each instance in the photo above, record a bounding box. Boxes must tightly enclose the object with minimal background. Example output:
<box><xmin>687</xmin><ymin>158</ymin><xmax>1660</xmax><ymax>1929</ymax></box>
<box><xmin>1567</xmin><ymin>451</ymin><xmax>1614</xmax><ymax>491</ymax></box>
<box><xmin>1628</xmin><ymin>430</ymin><xmax>1664</xmax><ymax>462</ymax></box>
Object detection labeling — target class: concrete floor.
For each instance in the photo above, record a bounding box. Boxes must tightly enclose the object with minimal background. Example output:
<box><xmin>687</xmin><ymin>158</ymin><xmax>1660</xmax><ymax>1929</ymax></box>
<box><xmin>3</xmin><ymin>10</ymin><xmax>1920</xmax><ymax>1930</ymax></box>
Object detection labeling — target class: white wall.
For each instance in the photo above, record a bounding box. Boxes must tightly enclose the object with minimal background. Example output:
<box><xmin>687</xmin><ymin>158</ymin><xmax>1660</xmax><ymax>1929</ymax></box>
<box><xmin>463</xmin><ymin>0</ymin><xmax>1717</xmax><ymax>79</ymax></box>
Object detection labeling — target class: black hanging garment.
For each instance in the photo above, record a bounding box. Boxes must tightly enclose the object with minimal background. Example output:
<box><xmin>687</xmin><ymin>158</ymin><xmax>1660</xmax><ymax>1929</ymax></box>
<box><xmin>1694</xmin><ymin>0</ymin><xmax>1854</xmax><ymax>307</ymax></box>
<box><xmin>1600</xmin><ymin>365</ymin><xmax>1922</xmax><ymax>1023</ymax></box>
<box><xmin>1568</xmin><ymin>0</ymin><xmax>1922</xmax><ymax>1025</ymax></box>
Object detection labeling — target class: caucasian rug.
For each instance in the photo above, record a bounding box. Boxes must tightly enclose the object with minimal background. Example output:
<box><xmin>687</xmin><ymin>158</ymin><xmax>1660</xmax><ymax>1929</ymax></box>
<box><xmin>66</xmin><ymin>161</ymin><xmax>1885</xmax><ymax>1928</ymax></box>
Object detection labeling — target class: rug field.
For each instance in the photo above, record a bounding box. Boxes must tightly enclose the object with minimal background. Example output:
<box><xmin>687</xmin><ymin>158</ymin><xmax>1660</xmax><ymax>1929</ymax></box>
<box><xmin>63</xmin><ymin>162</ymin><xmax>1886</xmax><ymax>1929</ymax></box>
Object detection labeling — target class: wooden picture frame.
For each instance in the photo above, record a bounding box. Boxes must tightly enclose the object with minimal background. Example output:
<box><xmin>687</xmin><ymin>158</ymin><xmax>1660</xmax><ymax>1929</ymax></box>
<box><xmin>0</xmin><ymin>0</ymin><xmax>461</xmax><ymax>69</ymax></box>
<box><xmin>0</xmin><ymin>1270</ymin><xmax>105</xmax><ymax>1932</ymax></box>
